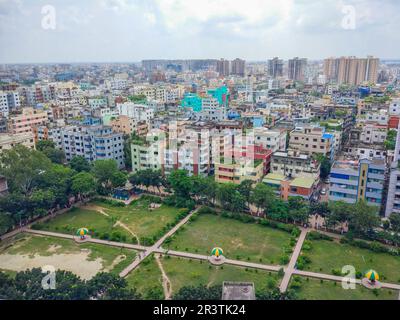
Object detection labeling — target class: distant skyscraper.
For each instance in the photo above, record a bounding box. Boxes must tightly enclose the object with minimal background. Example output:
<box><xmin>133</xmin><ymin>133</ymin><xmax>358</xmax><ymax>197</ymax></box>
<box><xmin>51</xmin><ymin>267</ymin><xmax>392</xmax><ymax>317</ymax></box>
<box><xmin>268</xmin><ymin>57</ymin><xmax>283</xmax><ymax>78</ymax></box>
<box><xmin>288</xmin><ymin>57</ymin><xmax>307</xmax><ymax>82</ymax></box>
<box><xmin>231</xmin><ymin>58</ymin><xmax>246</xmax><ymax>77</ymax></box>
<box><xmin>217</xmin><ymin>59</ymin><xmax>230</xmax><ymax>77</ymax></box>
<box><xmin>324</xmin><ymin>56</ymin><xmax>379</xmax><ymax>85</ymax></box>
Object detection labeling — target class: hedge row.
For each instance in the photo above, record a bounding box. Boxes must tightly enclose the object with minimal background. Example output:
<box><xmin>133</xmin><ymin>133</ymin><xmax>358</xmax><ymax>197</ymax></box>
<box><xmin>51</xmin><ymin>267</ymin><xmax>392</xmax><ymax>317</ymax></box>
<box><xmin>340</xmin><ymin>237</ymin><xmax>400</xmax><ymax>256</ymax></box>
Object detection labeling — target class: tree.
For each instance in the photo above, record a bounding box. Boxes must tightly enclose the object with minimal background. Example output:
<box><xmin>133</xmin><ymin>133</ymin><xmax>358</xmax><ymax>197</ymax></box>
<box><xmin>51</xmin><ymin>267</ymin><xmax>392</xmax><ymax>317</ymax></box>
<box><xmin>173</xmin><ymin>285</ymin><xmax>222</xmax><ymax>300</ymax></box>
<box><xmin>168</xmin><ymin>170</ymin><xmax>193</xmax><ymax>199</ymax></box>
<box><xmin>216</xmin><ymin>183</ymin><xmax>245</xmax><ymax>213</ymax></box>
<box><xmin>250</xmin><ymin>183</ymin><xmax>275</xmax><ymax>214</ymax></box>
<box><xmin>268</xmin><ymin>199</ymin><xmax>289</xmax><ymax>222</ymax></box>
<box><xmin>389</xmin><ymin>214</ymin><xmax>400</xmax><ymax>233</ymax></box>
<box><xmin>0</xmin><ymin>269</ymin><xmax>140</xmax><ymax>300</ymax></box>
<box><xmin>309</xmin><ymin>202</ymin><xmax>330</xmax><ymax>217</ymax></box>
<box><xmin>92</xmin><ymin>160</ymin><xmax>123</xmax><ymax>194</ymax></box>
<box><xmin>72</xmin><ymin>172</ymin><xmax>96</xmax><ymax>199</ymax></box>
<box><xmin>385</xmin><ymin>130</ymin><xmax>397</xmax><ymax>151</ymax></box>
<box><xmin>111</xmin><ymin>171</ymin><xmax>128</xmax><ymax>188</ymax></box>
<box><xmin>87</xmin><ymin>273</ymin><xmax>141</xmax><ymax>300</ymax></box>
<box><xmin>314</xmin><ymin>154</ymin><xmax>332</xmax><ymax>180</ymax></box>
<box><xmin>0</xmin><ymin>212</ymin><xmax>14</xmax><ymax>235</ymax></box>
<box><xmin>0</xmin><ymin>145</ymin><xmax>52</xmax><ymax>195</ymax></box>
<box><xmin>129</xmin><ymin>169</ymin><xmax>165</xmax><ymax>194</ymax></box>
<box><xmin>203</xmin><ymin>178</ymin><xmax>218</xmax><ymax>205</ymax></box>
<box><xmin>349</xmin><ymin>201</ymin><xmax>380</xmax><ymax>236</ymax></box>
<box><xmin>37</xmin><ymin>164</ymin><xmax>75</xmax><ymax>207</ymax></box>
<box><xmin>36</xmin><ymin>140</ymin><xmax>65</xmax><ymax>164</ymax></box>
<box><xmin>327</xmin><ymin>201</ymin><xmax>352</xmax><ymax>230</ymax></box>
<box><xmin>237</xmin><ymin>180</ymin><xmax>254</xmax><ymax>207</ymax></box>
<box><xmin>123</xmin><ymin>135</ymin><xmax>132</xmax><ymax>170</ymax></box>
<box><xmin>70</xmin><ymin>156</ymin><xmax>91</xmax><ymax>172</ymax></box>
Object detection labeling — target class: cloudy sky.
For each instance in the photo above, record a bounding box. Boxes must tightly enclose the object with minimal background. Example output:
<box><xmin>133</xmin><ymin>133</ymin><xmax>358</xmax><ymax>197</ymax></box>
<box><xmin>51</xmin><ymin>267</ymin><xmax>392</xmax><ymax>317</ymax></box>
<box><xmin>0</xmin><ymin>0</ymin><xmax>399</xmax><ymax>63</ymax></box>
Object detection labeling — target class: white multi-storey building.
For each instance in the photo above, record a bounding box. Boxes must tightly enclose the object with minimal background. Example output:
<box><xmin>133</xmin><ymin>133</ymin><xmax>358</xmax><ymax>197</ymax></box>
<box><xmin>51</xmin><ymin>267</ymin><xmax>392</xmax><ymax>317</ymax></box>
<box><xmin>45</xmin><ymin>125</ymin><xmax>125</xmax><ymax>168</ymax></box>
<box><xmin>386</xmin><ymin>124</ymin><xmax>400</xmax><ymax>217</ymax></box>
<box><xmin>250</xmin><ymin>127</ymin><xmax>287</xmax><ymax>152</ymax></box>
<box><xmin>117</xmin><ymin>103</ymin><xmax>154</xmax><ymax>122</ymax></box>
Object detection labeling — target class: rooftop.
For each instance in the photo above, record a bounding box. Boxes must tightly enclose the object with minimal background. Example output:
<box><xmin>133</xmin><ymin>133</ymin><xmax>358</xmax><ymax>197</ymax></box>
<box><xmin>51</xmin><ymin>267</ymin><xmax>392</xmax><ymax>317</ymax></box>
<box><xmin>290</xmin><ymin>177</ymin><xmax>315</xmax><ymax>189</ymax></box>
<box><xmin>221</xmin><ymin>282</ymin><xmax>256</xmax><ymax>300</ymax></box>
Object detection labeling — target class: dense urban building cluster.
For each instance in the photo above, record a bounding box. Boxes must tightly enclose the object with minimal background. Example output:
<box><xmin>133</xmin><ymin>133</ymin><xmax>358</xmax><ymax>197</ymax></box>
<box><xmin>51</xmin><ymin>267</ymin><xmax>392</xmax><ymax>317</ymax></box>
<box><xmin>1</xmin><ymin>56</ymin><xmax>400</xmax><ymax>220</ymax></box>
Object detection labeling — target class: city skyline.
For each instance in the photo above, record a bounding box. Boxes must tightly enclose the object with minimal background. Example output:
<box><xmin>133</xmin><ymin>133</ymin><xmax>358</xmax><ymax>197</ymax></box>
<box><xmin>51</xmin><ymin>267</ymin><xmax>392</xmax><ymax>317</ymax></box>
<box><xmin>0</xmin><ymin>0</ymin><xmax>400</xmax><ymax>63</ymax></box>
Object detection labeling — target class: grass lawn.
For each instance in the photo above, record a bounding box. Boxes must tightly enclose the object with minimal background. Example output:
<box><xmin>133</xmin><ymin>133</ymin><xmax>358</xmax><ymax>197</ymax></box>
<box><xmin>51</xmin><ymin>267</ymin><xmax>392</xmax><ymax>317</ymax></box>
<box><xmin>125</xmin><ymin>254</ymin><xmax>280</xmax><ymax>299</ymax></box>
<box><xmin>166</xmin><ymin>214</ymin><xmax>293</xmax><ymax>264</ymax></box>
<box><xmin>125</xmin><ymin>255</ymin><xmax>164</xmax><ymax>300</ymax></box>
<box><xmin>35</xmin><ymin>197</ymin><xmax>184</xmax><ymax>244</ymax></box>
<box><xmin>93</xmin><ymin>198</ymin><xmax>183</xmax><ymax>240</ymax></box>
<box><xmin>161</xmin><ymin>256</ymin><xmax>280</xmax><ymax>295</ymax></box>
<box><xmin>35</xmin><ymin>207</ymin><xmax>131</xmax><ymax>240</ymax></box>
<box><xmin>301</xmin><ymin>238</ymin><xmax>400</xmax><ymax>284</ymax></box>
<box><xmin>0</xmin><ymin>234</ymin><xmax>136</xmax><ymax>278</ymax></box>
<box><xmin>290</xmin><ymin>277</ymin><xmax>398</xmax><ymax>300</ymax></box>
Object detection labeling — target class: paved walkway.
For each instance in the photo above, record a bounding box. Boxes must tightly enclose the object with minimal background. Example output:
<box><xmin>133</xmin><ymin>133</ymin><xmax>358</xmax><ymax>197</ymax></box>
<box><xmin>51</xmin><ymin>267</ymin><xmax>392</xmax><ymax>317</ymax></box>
<box><xmin>279</xmin><ymin>228</ymin><xmax>308</xmax><ymax>293</ymax></box>
<box><xmin>24</xmin><ymin>229</ymin><xmax>148</xmax><ymax>251</ymax></box>
<box><xmin>293</xmin><ymin>270</ymin><xmax>400</xmax><ymax>291</ymax></box>
<box><xmin>119</xmin><ymin>207</ymin><xmax>200</xmax><ymax>277</ymax></box>
<box><xmin>4</xmin><ymin>205</ymin><xmax>400</xmax><ymax>298</ymax></box>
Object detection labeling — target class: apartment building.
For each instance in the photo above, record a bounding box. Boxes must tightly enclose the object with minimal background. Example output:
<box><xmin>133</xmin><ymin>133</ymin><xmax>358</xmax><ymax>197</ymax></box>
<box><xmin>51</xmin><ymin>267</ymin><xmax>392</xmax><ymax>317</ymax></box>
<box><xmin>131</xmin><ymin>130</ymin><xmax>166</xmax><ymax>173</ymax></box>
<box><xmin>193</xmin><ymin>97</ymin><xmax>227</xmax><ymax>122</ymax></box>
<box><xmin>0</xmin><ymin>117</ymin><xmax>7</xmax><ymax>133</ymax></box>
<box><xmin>215</xmin><ymin>142</ymin><xmax>272</xmax><ymax>184</ymax></box>
<box><xmin>268</xmin><ymin>57</ymin><xmax>284</xmax><ymax>78</ymax></box>
<box><xmin>117</xmin><ymin>102</ymin><xmax>154</xmax><ymax>122</ymax></box>
<box><xmin>250</xmin><ymin>127</ymin><xmax>287</xmax><ymax>152</ymax></box>
<box><xmin>0</xmin><ymin>92</ymin><xmax>8</xmax><ymax>117</ymax></box>
<box><xmin>88</xmin><ymin>97</ymin><xmax>108</xmax><ymax>109</ymax></box>
<box><xmin>8</xmin><ymin>107</ymin><xmax>48</xmax><ymax>134</ymax></box>
<box><xmin>385</xmin><ymin>126</ymin><xmax>400</xmax><ymax>217</ymax></box>
<box><xmin>289</xmin><ymin>126</ymin><xmax>335</xmax><ymax>161</ymax></box>
<box><xmin>231</xmin><ymin>58</ymin><xmax>246</xmax><ymax>77</ymax></box>
<box><xmin>0</xmin><ymin>132</ymin><xmax>35</xmax><ymax>153</ymax></box>
<box><xmin>324</xmin><ymin>56</ymin><xmax>379</xmax><ymax>85</ymax></box>
<box><xmin>270</xmin><ymin>150</ymin><xmax>321</xmax><ymax>181</ymax></box>
<box><xmin>50</xmin><ymin>125</ymin><xmax>125</xmax><ymax>168</ymax></box>
<box><xmin>0</xmin><ymin>91</ymin><xmax>20</xmax><ymax>117</ymax></box>
<box><xmin>329</xmin><ymin>158</ymin><xmax>385</xmax><ymax>207</ymax></box>
<box><xmin>263</xmin><ymin>173</ymin><xmax>318</xmax><ymax>201</ymax></box>
<box><xmin>111</xmin><ymin>115</ymin><xmax>148</xmax><ymax>136</ymax></box>
<box><xmin>288</xmin><ymin>57</ymin><xmax>307</xmax><ymax>82</ymax></box>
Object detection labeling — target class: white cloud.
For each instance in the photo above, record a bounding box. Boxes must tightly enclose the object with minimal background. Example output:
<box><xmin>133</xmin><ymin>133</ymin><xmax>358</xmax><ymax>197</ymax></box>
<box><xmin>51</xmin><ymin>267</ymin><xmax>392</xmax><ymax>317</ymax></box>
<box><xmin>155</xmin><ymin>0</ymin><xmax>293</xmax><ymax>30</ymax></box>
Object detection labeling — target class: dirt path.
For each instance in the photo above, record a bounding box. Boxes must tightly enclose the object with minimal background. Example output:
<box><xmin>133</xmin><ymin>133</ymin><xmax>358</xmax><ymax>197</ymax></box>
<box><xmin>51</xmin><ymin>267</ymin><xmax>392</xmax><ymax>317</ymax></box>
<box><xmin>113</xmin><ymin>221</ymin><xmax>141</xmax><ymax>245</ymax></box>
<box><xmin>84</xmin><ymin>205</ymin><xmax>109</xmax><ymax>217</ymax></box>
<box><xmin>85</xmin><ymin>204</ymin><xmax>141</xmax><ymax>245</ymax></box>
<box><xmin>155</xmin><ymin>254</ymin><xmax>172</xmax><ymax>300</ymax></box>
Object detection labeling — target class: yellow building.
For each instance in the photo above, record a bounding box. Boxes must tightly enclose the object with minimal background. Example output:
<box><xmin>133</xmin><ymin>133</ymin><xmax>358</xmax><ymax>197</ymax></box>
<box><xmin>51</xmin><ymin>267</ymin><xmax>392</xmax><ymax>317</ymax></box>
<box><xmin>215</xmin><ymin>158</ymin><xmax>264</xmax><ymax>185</ymax></box>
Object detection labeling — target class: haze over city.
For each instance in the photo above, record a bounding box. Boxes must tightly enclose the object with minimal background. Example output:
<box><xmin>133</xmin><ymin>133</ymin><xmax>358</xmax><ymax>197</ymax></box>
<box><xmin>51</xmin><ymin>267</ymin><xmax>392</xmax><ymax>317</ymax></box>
<box><xmin>0</xmin><ymin>0</ymin><xmax>399</xmax><ymax>63</ymax></box>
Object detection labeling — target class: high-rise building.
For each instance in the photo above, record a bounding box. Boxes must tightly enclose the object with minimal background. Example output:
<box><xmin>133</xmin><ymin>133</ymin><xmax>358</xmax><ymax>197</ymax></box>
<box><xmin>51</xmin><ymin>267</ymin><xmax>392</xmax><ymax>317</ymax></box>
<box><xmin>324</xmin><ymin>56</ymin><xmax>379</xmax><ymax>85</ymax></box>
<box><xmin>217</xmin><ymin>59</ymin><xmax>230</xmax><ymax>77</ymax></box>
<box><xmin>288</xmin><ymin>57</ymin><xmax>307</xmax><ymax>82</ymax></box>
<box><xmin>231</xmin><ymin>58</ymin><xmax>246</xmax><ymax>77</ymax></box>
<box><xmin>268</xmin><ymin>57</ymin><xmax>284</xmax><ymax>78</ymax></box>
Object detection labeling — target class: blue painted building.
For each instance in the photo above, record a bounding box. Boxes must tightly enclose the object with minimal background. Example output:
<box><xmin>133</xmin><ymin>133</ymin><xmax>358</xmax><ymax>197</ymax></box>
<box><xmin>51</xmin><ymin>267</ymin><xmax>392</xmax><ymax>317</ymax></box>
<box><xmin>329</xmin><ymin>158</ymin><xmax>385</xmax><ymax>207</ymax></box>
